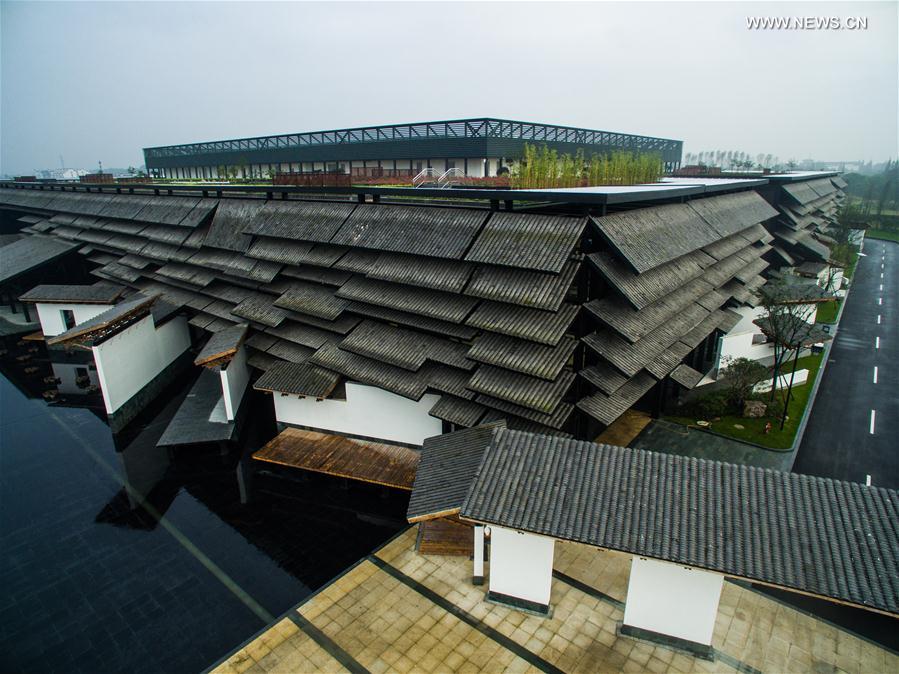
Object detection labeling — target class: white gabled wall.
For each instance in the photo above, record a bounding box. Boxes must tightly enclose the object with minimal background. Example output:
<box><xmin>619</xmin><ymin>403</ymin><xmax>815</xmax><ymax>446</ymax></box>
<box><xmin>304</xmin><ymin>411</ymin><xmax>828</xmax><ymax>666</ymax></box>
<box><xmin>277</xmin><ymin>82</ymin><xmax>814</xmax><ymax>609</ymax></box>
<box><xmin>220</xmin><ymin>345</ymin><xmax>249</xmax><ymax>421</ymax></box>
<box><xmin>36</xmin><ymin>302</ymin><xmax>114</xmax><ymax>337</ymax></box>
<box><xmin>718</xmin><ymin>305</ymin><xmax>773</xmax><ymax>367</ymax></box>
<box><xmin>623</xmin><ymin>557</ymin><xmax>724</xmax><ymax>647</ymax></box>
<box><xmin>272</xmin><ymin>381</ymin><xmax>442</xmax><ymax>446</ymax></box>
<box><xmin>487</xmin><ymin>527</ymin><xmax>555</xmax><ymax>609</ymax></box>
<box><xmin>92</xmin><ymin>315</ymin><xmax>190</xmax><ymax>414</ymax></box>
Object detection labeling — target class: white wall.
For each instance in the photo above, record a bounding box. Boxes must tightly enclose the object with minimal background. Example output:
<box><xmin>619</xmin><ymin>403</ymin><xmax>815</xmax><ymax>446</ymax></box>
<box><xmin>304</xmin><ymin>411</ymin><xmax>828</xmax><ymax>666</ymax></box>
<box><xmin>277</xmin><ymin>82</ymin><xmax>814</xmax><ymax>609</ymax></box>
<box><xmin>466</xmin><ymin>158</ymin><xmax>485</xmax><ymax>177</ymax></box>
<box><xmin>220</xmin><ymin>345</ymin><xmax>249</xmax><ymax>421</ymax></box>
<box><xmin>92</xmin><ymin>315</ymin><xmax>190</xmax><ymax>414</ymax></box>
<box><xmin>718</xmin><ymin>305</ymin><xmax>774</xmax><ymax>367</ymax></box>
<box><xmin>488</xmin><ymin>527</ymin><xmax>555</xmax><ymax>609</ymax></box>
<box><xmin>272</xmin><ymin>381</ymin><xmax>442</xmax><ymax>446</ymax></box>
<box><xmin>623</xmin><ymin>557</ymin><xmax>724</xmax><ymax>647</ymax></box>
<box><xmin>36</xmin><ymin>302</ymin><xmax>114</xmax><ymax>337</ymax></box>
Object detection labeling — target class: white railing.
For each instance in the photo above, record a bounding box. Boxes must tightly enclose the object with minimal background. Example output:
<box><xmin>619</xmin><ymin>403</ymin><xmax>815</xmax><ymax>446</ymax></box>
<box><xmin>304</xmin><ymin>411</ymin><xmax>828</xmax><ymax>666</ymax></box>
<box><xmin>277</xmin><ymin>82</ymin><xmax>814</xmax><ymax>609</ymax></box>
<box><xmin>412</xmin><ymin>168</ymin><xmax>440</xmax><ymax>187</ymax></box>
<box><xmin>438</xmin><ymin>167</ymin><xmax>465</xmax><ymax>189</ymax></box>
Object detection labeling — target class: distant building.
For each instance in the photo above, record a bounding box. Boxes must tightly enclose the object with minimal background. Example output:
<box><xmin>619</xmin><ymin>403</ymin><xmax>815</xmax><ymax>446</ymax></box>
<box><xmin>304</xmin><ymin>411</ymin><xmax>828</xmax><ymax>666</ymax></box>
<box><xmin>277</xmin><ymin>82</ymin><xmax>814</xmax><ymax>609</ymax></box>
<box><xmin>142</xmin><ymin>118</ymin><xmax>684</xmax><ymax>180</ymax></box>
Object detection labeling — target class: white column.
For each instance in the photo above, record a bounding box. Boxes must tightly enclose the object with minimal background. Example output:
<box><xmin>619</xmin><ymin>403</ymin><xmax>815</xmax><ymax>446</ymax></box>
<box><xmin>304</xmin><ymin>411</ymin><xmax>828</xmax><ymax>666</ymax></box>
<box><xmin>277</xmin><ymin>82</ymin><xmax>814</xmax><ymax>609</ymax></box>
<box><xmin>486</xmin><ymin>526</ymin><xmax>554</xmax><ymax>614</ymax></box>
<box><xmin>622</xmin><ymin>557</ymin><xmax>723</xmax><ymax>656</ymax></box>
<box><xmin>473</xmin><ymin>525</ymin><xmax>485</xmax><ymax>585</ymax></box>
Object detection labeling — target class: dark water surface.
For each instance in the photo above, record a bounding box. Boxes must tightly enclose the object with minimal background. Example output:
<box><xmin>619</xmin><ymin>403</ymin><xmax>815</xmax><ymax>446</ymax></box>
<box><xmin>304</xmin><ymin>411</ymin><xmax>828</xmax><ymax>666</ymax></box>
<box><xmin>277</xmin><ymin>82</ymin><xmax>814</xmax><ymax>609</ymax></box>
<box><xmin>0</xmin><ymin>342</ymin><xmax>407</xmax><ymax>674</ymax></box>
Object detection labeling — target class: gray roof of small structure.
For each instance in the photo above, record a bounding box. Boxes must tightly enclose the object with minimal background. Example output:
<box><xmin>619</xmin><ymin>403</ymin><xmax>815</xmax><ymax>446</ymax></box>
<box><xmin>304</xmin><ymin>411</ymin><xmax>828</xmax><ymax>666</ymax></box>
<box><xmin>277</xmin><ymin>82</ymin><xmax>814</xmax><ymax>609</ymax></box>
<box><xmin>446</xmin><ymin>427</ymin><xmax>899</xmax><ymax>617</ymax></box>
<box><xmin>46</xmin><ymin>293</ymin><xmax>159</xmax><ymax>346</ymax></box>
<box><xmin>0</xmin><ymin>235</ymin><xmax>79</xmax><ymax>284</ymax></box>
<box><xmin>406</xmin><ymin>421</ymin><xmax>506</xmax><ymax>522</ymax></box>
<box><xmin>19</xmin><ymin>282</ymin><xmax>124</xmax><ymax>304</ymax></box>
<box><xmin>194</xmin><ymin>323</ymin><xmax>249</xmax><ymax>367</ymax></box>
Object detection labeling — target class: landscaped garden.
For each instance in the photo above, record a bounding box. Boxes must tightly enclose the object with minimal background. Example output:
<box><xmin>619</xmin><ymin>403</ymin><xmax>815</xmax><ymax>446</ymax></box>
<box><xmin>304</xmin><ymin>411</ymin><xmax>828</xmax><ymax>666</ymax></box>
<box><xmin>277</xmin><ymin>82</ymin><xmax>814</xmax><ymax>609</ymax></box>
<box><xmin>815</xmin><ymin>299</ymin><xmax>841</xmax><ymax>324</ymax></box>
<box><xmin>665</xmin><ymin>353</ymin><xmax>824</xmax><ymax>450</ymax></box>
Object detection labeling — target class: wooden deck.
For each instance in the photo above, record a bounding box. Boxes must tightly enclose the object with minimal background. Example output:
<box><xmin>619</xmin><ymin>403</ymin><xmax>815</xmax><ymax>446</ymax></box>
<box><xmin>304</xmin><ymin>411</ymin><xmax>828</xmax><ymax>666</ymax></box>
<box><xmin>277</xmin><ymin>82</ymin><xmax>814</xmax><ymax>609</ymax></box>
<box><xmin>253</xmin><ymin>427</ymin><xmax>420</xmax><ymax>490</ymax></box>
<box><xmin>417</xmin><ymin>517</ymin><xmax>473</xmax><ymax>556</ymax></box>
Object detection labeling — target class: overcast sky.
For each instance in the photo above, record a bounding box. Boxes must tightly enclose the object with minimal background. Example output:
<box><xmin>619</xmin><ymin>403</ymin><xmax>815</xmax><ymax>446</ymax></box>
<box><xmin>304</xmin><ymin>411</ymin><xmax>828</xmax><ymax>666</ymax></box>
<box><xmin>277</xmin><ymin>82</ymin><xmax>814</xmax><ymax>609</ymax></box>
<box><xmin>1</xmin><ymin>1</ymin><xmax>896</xmax><ymax>174</ymax></box>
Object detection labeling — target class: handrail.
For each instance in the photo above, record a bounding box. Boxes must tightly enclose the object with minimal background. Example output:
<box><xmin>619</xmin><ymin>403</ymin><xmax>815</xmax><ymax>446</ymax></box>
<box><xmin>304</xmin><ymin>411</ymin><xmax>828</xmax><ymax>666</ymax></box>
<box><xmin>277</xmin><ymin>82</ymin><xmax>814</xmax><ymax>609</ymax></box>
<box><xmin>412</xmin><ymin>168</ymin><xmax>441</xmax><ymax>188</ymax></box>
<box><xmin>438</xmin><ymin>168</ymin><xmax>465</xmax><ymax>189</ymax></box>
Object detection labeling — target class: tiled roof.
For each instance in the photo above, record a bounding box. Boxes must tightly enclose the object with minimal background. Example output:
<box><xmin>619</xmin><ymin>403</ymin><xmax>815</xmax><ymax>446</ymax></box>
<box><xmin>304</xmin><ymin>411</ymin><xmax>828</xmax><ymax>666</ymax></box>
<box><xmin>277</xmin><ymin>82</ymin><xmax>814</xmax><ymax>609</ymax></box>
<box><xmin>453</xmin><ymin>427</ymin><xmax>899</xmax><ymax>617</ymax></box>
<box><xmin>253</xmin><ymin>360</ymin><xmax>341</xmax><ymax>398</ymax></box>
<box><xmin>193</xmin><ymin>322</ymin><xmax>249</xmax><ymax>367</ymax></box>
<box><xmin>1</xmin><ymin>182</ymin><xmax>833</xmax><ymax>435</ymax></box>
<box><xmin>406</xmin><ymin>421</ymin><xmax>506</xmax><ymax>523</ymax></box>
<box><xmin>464</xmin><ymin>212</ymin><xmax>586</xmax><ymax>273</ymax></box>
<box><xmin>0</xmin><ymin>235</ymin><xmax>79</xmax><ymax>284</ymax></box>
<box><xmin>19</xmin><ymin>282</ymin><xmax>124</xmax><ymax>304</ymax></box>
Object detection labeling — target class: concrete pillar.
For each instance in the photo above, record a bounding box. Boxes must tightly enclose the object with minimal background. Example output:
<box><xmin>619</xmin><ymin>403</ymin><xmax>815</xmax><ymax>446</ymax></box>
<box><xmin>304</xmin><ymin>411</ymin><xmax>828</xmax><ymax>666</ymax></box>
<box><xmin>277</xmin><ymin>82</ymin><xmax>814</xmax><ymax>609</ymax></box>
<box><xmin>473</xmin><ymin>525</ymin><xmax>485</xmax><ymax>585</ymax></box>
<box><xmin>486</xmin><ymin>526</ymin><xmax>554</xmax><ymax>615</ymax></box>
<box><xmin>621</xmin><ymin>557</ymin><xmax>723</xmax><ymax>659</ymax></box>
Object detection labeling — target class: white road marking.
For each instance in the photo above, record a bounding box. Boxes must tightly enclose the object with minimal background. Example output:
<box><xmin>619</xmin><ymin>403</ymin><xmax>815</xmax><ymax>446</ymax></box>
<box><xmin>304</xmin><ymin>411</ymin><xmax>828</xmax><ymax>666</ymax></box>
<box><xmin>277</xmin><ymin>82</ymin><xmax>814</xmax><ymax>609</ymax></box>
<box><xmin>881</xmin><ymin>273</ymin><xmax>884</xmax><ymax>279</ymax></box>
<box><xmin>880</xmin><ymin>284</ymin><xmax>884</xmax><ymax>291</ymax></box>
<box><xmin>873</xmin><ymin>366</ymin><xmax>878</xmax><ymax>383</ymax></box>
<box><xmin>877</xmin><ymin>315</ymin><xmax>882</xmax><ymax>324</ymax></box>
<box><xmin>866</xmin><ymin>475</ymin><xmax>872</xmax><ymax>486</ymax></box>
<box><xmin>870</xmin><ymin>410</ymin><xmax>876</xmax><ymax>434</ymax></box>
<box><xmin>876</xmin><ymin>336</ymin><xmax>880</xmax><ymax>349</ymax></box>
<box><xmin>879</xmin><ymin>298</ymin><xmax>883</xmax><ymax>305</ymax></box>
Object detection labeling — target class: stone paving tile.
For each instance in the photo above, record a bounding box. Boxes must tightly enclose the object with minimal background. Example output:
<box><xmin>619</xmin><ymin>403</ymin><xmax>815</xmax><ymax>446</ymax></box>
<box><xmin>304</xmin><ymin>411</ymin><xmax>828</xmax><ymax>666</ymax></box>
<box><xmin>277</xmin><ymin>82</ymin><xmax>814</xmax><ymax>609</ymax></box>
<box><xmin>212</xmin><ymin>617</ymin><xmax>350</xmax><ymax>674</ymax></box>
<box><xmin>553</xmin><ymin>539</ymin><xmax>898</xmax><ymax>674</ymax></box>
<box><xmin>300</xmin><ymin>556</ymin><xmax>533</xmax><ymax>673</ymax></box>
<box><xmin>214</xmin><ymin>528</ymin><xmax>899</xmax><ymax>674</ymax></box>
<box><xmin>379</xmin><ymin>531</ymin><xmax>738</xmax><ymax>674</ymax></box>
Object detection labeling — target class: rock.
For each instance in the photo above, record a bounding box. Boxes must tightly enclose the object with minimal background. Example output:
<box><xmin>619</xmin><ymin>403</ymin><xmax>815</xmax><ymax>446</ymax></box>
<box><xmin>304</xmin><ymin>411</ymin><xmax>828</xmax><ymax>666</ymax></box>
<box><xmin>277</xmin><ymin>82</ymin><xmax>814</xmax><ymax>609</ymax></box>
<box><xmin>743</xmin><ymin>400</ymin><xmax>767</xmax><ymax>418</ymax></box>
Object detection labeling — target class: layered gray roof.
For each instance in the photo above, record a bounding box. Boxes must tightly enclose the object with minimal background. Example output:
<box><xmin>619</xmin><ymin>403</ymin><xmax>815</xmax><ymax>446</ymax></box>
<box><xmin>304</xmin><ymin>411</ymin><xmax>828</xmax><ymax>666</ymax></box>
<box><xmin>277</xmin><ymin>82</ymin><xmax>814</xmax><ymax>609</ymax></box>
<box><xmin>420</xmin><ymin>427</ymin><xmax>899</xmax><ymax>617</ymax></box>
<box><xmin>1</xmin><ymin>175</ymin><xmax>842</xmax><ymax>436</ymax></box>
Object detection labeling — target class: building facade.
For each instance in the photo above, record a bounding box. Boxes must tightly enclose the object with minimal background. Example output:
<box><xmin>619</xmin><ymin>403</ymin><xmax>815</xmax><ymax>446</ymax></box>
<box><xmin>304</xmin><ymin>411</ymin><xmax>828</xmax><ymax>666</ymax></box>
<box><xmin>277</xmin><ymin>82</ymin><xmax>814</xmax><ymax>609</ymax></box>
<box><xmin>142</xmin><ymin>118</ymin><xmax>684</xmax><ymax>180</ymax></box>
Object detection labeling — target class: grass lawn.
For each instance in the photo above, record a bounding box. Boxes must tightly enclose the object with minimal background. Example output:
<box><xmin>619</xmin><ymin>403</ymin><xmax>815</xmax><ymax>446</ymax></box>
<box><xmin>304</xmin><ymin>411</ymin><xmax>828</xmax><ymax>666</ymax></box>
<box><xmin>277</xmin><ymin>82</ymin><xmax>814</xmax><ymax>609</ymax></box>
<box><xmin>665</xmin><ymin>353</ymin><xmax>824</xmax><ymax>450</ymax></box>
<box><xmin>815</xmin><ymin>300</ymin><xmax>840</xmax><ymax>324</ymax></box>
<box><xmin>865</xmin><ymin>229</ymin><xmax>899</xmax><ymax>243</ymax></box>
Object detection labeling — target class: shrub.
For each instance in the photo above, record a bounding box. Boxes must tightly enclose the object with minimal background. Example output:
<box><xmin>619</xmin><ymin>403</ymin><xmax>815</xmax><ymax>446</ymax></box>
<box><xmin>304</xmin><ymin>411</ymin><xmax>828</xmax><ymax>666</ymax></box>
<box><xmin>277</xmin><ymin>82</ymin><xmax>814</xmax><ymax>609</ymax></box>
<box><xmin>720</xmin><ymin>357</ymin><xmax>768</xmax><ymax>410</ymax></box>
<box><xmin>688</xmin><ymin>392</ymin><xmax>731</xmax><ymax>419</ymax></box>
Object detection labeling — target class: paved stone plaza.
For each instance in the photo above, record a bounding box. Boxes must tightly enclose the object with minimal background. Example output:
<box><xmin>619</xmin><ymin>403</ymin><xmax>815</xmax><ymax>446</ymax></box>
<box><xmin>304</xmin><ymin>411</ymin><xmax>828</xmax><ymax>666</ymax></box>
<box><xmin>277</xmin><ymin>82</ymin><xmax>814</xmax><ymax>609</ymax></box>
<box><xmin>211</xmin><ymin>528</ymin><xmax>897</xmax><ymax>674</ymax></box>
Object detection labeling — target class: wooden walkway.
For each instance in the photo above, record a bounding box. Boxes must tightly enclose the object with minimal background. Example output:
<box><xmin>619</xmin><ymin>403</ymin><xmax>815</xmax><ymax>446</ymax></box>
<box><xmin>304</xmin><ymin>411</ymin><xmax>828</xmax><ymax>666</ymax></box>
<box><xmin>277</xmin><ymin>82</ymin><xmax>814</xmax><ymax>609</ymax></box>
<box><xmin>417</xmin><ymin>518</ymin><xmax>473</xmax><ymax>556</ymax></box>
<box><xmin>253</xmin><ymin>428</ymin><xmax>420</xmax><ymax>490</ymax></box>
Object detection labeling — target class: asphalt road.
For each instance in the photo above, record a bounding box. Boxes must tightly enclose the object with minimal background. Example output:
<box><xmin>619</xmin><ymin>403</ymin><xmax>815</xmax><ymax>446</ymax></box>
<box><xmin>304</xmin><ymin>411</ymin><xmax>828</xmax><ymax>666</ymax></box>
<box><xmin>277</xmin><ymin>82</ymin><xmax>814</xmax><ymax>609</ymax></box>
<box><xmin>794</xmin><ymin>237</ymin><xmax>898</xmax><ymax>488</ymax></box>
<box><xmin>756</xmin><ymin>237</ymin><xmax>898</xmax><ymax>652</ymax></box>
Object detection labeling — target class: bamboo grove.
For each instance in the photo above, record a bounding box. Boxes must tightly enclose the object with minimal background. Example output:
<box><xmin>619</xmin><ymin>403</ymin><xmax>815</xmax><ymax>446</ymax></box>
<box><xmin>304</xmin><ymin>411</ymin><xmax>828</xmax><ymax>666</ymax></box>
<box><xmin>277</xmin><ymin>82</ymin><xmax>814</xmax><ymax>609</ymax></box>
<box><xmin>510</xmin><ymin>144</ymin><xmax>663</xmax><ymax>189</ymax></box>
